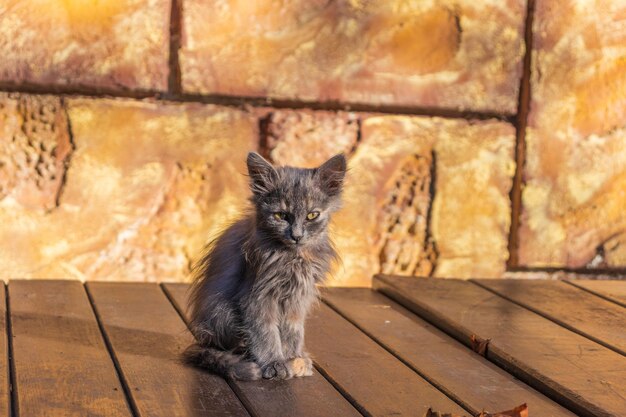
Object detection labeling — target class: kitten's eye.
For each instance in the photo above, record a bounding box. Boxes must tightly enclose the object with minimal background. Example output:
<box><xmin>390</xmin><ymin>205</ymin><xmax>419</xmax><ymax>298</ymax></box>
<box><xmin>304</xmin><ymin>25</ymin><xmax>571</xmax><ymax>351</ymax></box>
<box><xmin>273</xmin><ymin>212</ymin><xmax>286</xmax><ymax>220</ymax></box>
<box><xmin>306</xmin><ymin>211</ymin><xmax>320</xmax><ymax>220</ymax></box>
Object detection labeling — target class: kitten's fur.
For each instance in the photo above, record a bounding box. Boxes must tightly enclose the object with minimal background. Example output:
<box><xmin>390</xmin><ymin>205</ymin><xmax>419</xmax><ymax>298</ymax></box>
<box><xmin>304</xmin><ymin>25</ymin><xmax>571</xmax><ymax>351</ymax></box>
<box><xmin>184</xmin><ymin>152</ymin><xmax>346</xmax><ymax>380</ymax></box>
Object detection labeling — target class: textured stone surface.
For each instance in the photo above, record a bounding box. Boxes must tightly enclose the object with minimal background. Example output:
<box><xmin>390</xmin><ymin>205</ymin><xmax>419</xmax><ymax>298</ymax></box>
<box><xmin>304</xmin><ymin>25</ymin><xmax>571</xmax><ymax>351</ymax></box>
<box><xmin>518</xmin><ymin>0</ymin><xmax>626</xmax><ymax>268</ymax></box>
<box><xmin>263</xmin><ymin>110</ymin><xmax>359</xmax><ymax>167</ymax></box>
<box><xmin>376</xmin><ymin>153</ymin><xmax>436</xmax><ymax>277</ymax></box>
<box><xmin>180</xmin><ymin>0</ymin><xmax>526</xmax><ymax>113</ymax></box>
<box><xmin>331</xmin><ymin>116</ymin><xmax>515</xmax><ymax>285</ymax></box>
<box><xmin>0</xmin><ymin>97</ymin><xmax>257</xmax><ymax>281</ymax></box>
<box><xmin>0</xmin><ymin>0</ymin><xmax>170</xmax><ymax>92</ymax></box>
<box><xmin>0</xmin><ymin>93</ymin><xmax>72</xmax><ymax>211</ymax></box>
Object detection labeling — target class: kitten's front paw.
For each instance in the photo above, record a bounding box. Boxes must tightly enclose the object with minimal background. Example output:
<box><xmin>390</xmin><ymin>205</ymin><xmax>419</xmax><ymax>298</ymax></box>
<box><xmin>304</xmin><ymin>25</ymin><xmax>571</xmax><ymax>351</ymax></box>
<box><xmin>261</xmin><ymin>361</ymin><xmax>289</xmax><ymax>379</ymax></box>
<box><xmin>287</xmin><ymin>357</ymin><xmax>313</xmax><ymax>377</ymax></box>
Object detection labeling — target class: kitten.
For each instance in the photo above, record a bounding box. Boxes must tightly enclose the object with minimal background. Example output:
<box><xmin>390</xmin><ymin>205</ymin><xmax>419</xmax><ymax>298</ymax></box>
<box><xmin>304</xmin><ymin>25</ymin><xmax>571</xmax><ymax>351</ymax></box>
<box><xmin>184</xmin><ymin>152</ymin><xmax>346</xmax><ymax>380</ymax></box>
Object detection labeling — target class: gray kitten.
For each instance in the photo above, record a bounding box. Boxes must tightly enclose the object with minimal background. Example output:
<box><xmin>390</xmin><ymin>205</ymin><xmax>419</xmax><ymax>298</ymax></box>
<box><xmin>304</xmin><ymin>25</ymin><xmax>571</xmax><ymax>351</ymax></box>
<box><xmin>184</xmin><ymin>152</ymin><xmax>346</xmax><ymax>380</ymax></box>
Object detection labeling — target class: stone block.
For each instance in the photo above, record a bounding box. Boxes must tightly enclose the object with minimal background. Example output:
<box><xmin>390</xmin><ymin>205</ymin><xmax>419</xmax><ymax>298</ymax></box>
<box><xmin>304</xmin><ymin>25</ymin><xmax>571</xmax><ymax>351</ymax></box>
<box><xmin>263</xmin><ymin>110</ymin><xmax>359</xmax><ymax>167</ymax></box>
<box><xmin>0</xmin><ymin>0</ymin><xmax>171</xmax><ymax>92</ymax></box>
<box><xmin>333</xmin><ymin>116</ymin><xmax>516</xmax><ymax>285</ymax></box>
<box><xmin>180</xmin><ymin>0</ymin><xmax>526</xmax><ymax>113</ymax></box>
<box><xmin>519</xmin><ymin>0</ymin><xmax>626</xmax><ymax>268</ymax></box>
<box><xmin>0</xmin><ymin>97</ymin><xmax>257</xmax><ymax>281</ymax></box>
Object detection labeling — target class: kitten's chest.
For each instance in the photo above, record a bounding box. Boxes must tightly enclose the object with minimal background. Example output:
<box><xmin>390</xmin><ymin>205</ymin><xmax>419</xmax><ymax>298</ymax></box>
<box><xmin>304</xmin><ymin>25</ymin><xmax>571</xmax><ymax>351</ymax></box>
<box><xmin>283</xmin><ymin>253</ymin><xmax>330</xmax><ymax>291</ymax></box>
<box><xmin>250</xmin><ymin>249</ymin><xmax>328</xmax><ymax>301</ymax></box>
<box><xmin>286</xmin><ymin>255</ymin><xmax>316</xmax><ymax>277</ymax></box>
<box><xmin>278</xmin><ymin>258</ymin><xmax>318</xmax><ymax>315</ymax></box>
<box><xmin>269</xmin><ymin>255</ymin><xmax>320</xmax><ymax>300</ymax></box>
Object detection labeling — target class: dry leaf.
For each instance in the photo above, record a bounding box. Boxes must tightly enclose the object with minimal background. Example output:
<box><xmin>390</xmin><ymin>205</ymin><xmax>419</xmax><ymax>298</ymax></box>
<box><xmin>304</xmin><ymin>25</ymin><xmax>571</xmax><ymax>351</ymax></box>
<box><xmin>479</xmin><ymin>403</ymin><xmax>528</xmax><ymax>417</ymax></box>
<box><xmin>470</xmin><ymin>334</ymin><xmax>490</xmax><ymax>356</ymax></box>
<box><xmin>424</xmin><ymin>403</ymin><xmax>528</xmax><ymax>417</ymax></box>
<box><xmin>422</xmin><ymin>409</ymin><xmax>459</xmax><ymax>417</ymax></box>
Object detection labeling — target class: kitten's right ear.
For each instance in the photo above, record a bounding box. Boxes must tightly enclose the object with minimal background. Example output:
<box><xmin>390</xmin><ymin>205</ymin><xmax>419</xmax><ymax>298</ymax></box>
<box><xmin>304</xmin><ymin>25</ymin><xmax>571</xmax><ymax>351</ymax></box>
<box><xmin>247</xmin><ymin>152</ymin><xmax>278</xmax><ymax>195</ymax></box>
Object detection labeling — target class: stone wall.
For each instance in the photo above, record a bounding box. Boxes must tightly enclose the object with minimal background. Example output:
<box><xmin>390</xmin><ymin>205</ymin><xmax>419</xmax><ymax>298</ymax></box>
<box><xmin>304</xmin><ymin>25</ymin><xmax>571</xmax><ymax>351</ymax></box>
<box><xmin>0</xmin><ymin>0</ymin><xmax>624</xmax><ymax>285</ymax></box>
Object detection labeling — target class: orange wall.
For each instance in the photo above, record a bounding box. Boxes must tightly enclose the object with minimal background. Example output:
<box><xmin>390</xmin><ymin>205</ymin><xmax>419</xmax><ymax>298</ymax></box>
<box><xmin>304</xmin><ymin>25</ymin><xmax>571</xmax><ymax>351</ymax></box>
<box><xmin>0</xmin><ymin>0</ymin><xmax>624</xmax><ymax>284</ymax></box>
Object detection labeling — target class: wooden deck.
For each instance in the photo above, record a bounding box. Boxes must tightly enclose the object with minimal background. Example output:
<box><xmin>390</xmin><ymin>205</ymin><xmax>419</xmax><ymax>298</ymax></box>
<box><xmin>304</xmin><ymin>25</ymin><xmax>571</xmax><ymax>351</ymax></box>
<box><xmin>0</xmin><ymin>277</ymin><xmax>624</xmax><ymax>416</ymax></box>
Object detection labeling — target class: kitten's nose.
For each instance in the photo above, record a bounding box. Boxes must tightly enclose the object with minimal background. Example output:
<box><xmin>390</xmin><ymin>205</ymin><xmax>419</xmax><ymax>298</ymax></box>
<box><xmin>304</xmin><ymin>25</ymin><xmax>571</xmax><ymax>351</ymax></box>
<box><xmin>291</xmin><ymin>231</ymin><xmax>303</xmax><ymax>243</ymax></box>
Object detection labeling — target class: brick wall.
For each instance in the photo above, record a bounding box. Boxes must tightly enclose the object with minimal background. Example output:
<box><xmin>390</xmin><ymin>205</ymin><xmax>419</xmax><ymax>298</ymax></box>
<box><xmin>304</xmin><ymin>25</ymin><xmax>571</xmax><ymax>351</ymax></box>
<box><xmin>0</xmin><ymin>0</ymin><xmax>624</xmax><ymax>285</ymax></box>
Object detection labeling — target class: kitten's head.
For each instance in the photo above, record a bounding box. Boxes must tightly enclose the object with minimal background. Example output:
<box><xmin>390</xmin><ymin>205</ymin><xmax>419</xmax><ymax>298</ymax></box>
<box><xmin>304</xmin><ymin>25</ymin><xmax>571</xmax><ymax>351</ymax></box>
<box><xmin>246</xmin><ymin>152</ymin><xmax>346</xmax><ymax>248</ymax></box>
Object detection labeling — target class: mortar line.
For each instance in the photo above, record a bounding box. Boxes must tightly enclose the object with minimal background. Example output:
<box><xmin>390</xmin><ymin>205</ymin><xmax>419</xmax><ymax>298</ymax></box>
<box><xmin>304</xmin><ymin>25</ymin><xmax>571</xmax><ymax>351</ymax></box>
<box><xmin>507</xmin><ymin>0</ymin><xmax>536</xmax><ymax>268</ymax></box>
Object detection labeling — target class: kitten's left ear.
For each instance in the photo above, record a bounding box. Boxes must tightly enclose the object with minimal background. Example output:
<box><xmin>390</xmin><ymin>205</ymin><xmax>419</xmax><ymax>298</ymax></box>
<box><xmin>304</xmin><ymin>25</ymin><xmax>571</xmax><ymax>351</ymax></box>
<box><xmin>316</xmin><ymin>154</ymin><xmax>346</xmax><ymax>196</ymax></box>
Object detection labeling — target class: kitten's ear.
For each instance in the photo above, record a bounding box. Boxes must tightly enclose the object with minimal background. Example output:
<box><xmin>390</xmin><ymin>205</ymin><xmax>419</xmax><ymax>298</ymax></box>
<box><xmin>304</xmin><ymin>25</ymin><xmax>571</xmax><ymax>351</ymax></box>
<box><xmin>316</xmin><ymin>154</ymin><xmax>346</xmax><ymax>197</ymax></box>
<box><xmin>247</xmin><ymin>152</ymin><xmax>278</xmax><ymax>195</ymax></box>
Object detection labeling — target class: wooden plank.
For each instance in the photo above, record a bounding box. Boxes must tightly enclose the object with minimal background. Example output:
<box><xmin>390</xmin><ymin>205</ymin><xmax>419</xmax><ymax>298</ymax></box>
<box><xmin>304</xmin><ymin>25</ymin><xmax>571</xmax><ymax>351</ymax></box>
<box><xmin>162</xmin><ymin>283</ymin><xmax>362</xmax><ymax>417</ymax></box>
<box><xmin>8</xmin><ymin>280</ymin><xmax>130</xmax><ymax>417</ymax></box>
<box><xmin>567</xmin><ymin>280</ymin><xmax>626</xmax><ymax>308</ymax></box>
<box><xmin>322</xmin><ymin>287</ymin><xmax>576</xmax><ymax>417</ymax></box>
<box><xmin>87</xmin><ymin>282</ymin><xmax>250</xmax><ymax>417</ymax></box>
<box><xmin>308</xmin><ymin>302</ymin><xmax>469</xmax><ymax>416</ymax></box>
<box><xmin>0</xmin><ymin>284</ymin><xmax>9</xmax><ymax>417</ymax></box>
<box><xmin>375</xmin><ymin>275</ymin><xmax>626</xmax><ymax>417</ymax></box>
<box><xmin>475</xmin><ymin>279</ymin><xmax>626</xmax><ymax>356</ymax></box>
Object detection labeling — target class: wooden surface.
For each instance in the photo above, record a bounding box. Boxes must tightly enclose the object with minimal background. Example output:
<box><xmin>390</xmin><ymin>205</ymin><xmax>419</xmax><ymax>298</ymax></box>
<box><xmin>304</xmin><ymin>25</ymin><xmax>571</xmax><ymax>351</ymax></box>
<box><xmin>474</xmin><ymin>279</ymin><xmax>626</xmax><ymax>356</ymax></box>
<box><xmin>2</xmin><ymin>278</ymin><xmax>624</xmax><ymax>416</ymax></box>
<box><xmin>567</xmin><ymin>279</ymin><xmax>626</xmax><ymax>308</ymax></box>
<box><xmin>375</xmin><ymin>275</ymin><xmax>626</xmax><ymax>417</ymax></box>
<box><xmin>162</xmin><ymin>283</ymin><xmax>362</xmax><ymax>417</ymax></box>
<box><xmin>87</xmin><ymin>282</ymin><xmax>249</xmax><ymax>417</ymax></box>
<box><xmin>9</xmin><ymin>280</ymin><xmax>131</xmax><ymax>417</ymax></box>
<box><xmin>322</xmin><ymin>287</ymin><xmax>575</xmax><ymax>417</ymax></box>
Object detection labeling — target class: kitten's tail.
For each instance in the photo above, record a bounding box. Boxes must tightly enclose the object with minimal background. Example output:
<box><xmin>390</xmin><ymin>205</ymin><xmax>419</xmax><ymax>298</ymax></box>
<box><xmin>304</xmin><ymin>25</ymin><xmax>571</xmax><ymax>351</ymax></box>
<box><xmin>183</xmin><ymin>343</ymin><xmax>262</xmax><ymax>381</ymax></box>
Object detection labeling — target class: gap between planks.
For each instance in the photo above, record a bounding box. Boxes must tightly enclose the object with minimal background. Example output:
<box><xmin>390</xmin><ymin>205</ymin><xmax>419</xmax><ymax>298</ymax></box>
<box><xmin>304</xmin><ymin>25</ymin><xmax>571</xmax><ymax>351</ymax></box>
<box><xmin>84</xmin><ymin>283</ymin><xmax>141</xmax><ymax>417</ymax></box>
<box><xmin>471</xmin><ymin>279</ymin><xmax>626</xmax><ymax>357</ymax></box>
<box><xmin>5</xmin><ymin>283</ymin><xmax>16</xmax><ymax>417</ymax></box>
<box><xmin>563</xmin><ymin>280</ymin><xmax>626</xmax><ymax>309</ymax></box>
